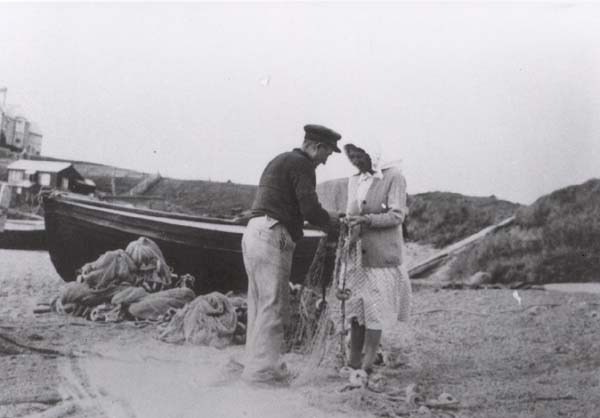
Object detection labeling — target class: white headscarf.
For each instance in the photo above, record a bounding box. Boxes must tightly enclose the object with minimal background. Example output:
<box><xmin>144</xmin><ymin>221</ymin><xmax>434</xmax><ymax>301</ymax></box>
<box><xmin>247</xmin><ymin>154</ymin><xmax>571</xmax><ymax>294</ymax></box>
<box><xmin>350</xmin><ymin>139</ymin><xmax>402</xmax><ymax>179</ymax></box>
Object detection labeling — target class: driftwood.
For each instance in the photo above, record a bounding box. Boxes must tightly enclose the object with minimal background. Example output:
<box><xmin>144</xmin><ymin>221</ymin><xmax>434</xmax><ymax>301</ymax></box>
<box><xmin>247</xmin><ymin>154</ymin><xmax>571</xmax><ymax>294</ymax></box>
<box><xmin>408</xmin><ymin>216</ymin><xmax>515</xmax><ymax>279</ymax></box>
<box><xmin>0</xmin><ymin>395</ymin><xmax>63</xmax><ymax>407</ymax></box>
<box><xmin>0</xmin><ymin>333</ymin><xmax>69</xmax><ymax>357</ymax></box>
<box><xmin>33</xmin><ymin>305</ymin><xmax>53</xmax><ymax>314</ymax></box>
<box><xmin>21</xmin><ymin>401</ymin><xmax>77</xmax><ymax>418</ymax></box>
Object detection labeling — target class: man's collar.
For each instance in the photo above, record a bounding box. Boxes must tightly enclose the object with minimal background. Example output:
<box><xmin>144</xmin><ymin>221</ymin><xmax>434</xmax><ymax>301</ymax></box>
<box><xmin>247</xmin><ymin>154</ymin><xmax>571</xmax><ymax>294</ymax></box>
<box><xmin>293</xmin><ymin>148</ymin><xmax>313</xmax><ymax>162</ymax></box>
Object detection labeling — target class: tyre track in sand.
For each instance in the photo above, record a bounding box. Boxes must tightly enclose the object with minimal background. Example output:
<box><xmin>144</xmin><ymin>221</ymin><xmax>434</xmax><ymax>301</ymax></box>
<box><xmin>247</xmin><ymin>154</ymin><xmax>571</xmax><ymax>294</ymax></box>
<box><xmin>58</xmin><ymin>356</ymin><xmax>137</xmax><ymax>418</ymax></box>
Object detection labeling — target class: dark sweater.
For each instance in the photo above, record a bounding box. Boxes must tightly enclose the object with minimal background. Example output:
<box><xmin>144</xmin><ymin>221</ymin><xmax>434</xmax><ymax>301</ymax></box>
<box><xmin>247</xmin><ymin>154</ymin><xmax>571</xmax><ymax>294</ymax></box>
<box><xmin>250</xmin><ymin>148</ymin><xmax>330</xmax><ymax>241</ymax></box>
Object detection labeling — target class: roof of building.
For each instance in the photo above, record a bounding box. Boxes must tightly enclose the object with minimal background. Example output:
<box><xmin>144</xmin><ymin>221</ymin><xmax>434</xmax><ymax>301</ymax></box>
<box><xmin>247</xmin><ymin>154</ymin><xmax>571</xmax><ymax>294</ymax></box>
<box><xmin>7</xmin><ymin>159</ymin><xmax>73</xmax><ymax>173</ymax></box>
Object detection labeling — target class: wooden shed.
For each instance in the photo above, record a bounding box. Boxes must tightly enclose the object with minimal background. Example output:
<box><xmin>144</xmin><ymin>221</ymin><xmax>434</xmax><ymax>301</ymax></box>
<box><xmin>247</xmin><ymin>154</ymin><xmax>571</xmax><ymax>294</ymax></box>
<box><xmin>6</xmin><ymin>160</ymin><xmax>93</xmax><ymax>203</ymax></box>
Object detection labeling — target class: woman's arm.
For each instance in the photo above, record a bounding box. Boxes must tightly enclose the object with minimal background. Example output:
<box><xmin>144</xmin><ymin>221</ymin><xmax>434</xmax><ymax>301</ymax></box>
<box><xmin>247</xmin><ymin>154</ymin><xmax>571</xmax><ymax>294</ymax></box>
<box><xmin>364</xmin><ymin>169</ymin><xmax>408</xmax><ymax>229</ymax></box>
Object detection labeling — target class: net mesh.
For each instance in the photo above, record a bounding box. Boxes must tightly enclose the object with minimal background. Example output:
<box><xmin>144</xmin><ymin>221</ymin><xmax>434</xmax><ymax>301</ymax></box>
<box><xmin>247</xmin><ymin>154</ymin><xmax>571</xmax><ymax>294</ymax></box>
<box><xmin>291</xmin><ymin>220</ymin><xmax>353</xmax><ymax>386</ymax></box>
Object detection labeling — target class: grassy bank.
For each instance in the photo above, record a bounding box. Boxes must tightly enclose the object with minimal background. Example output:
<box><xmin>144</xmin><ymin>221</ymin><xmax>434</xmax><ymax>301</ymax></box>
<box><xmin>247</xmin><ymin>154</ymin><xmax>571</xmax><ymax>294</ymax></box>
<box><xmin>450</xmin><ymin>179</ymin><xmax>600</xmax><ymax>284</ymax></box>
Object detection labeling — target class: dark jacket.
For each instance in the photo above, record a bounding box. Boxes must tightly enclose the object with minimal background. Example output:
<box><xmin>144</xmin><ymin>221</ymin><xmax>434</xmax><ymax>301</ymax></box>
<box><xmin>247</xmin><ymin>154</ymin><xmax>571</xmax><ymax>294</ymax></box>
<box><xmin>251</xmin><ymin>149</ymin><xmax>330</xmax><ymax>241</ymax></box>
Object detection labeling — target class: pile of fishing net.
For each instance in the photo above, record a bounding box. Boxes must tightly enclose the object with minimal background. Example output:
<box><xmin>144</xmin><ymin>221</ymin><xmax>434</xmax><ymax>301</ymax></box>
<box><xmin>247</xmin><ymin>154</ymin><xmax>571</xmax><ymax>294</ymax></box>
<box><xmin>53</xmin><ymin>279</ymin><xmax>196</xmax><ymax>322</ymax></box>
<box><xmin>52</xmin><ymin>236</ymin><xmax>196</xmax><ymax>321</ymax></box>
<box><xmin>156</xmin><ymin>291</ymin><xmax>247</xmax><ymax>348</ymax></box>
<box><xmin>48</xmin><ymin>234</ymin><xmax>249</xmax><ymax>348</ymax></box>
<box><xmin>54</xmin><ymin>281</ymin><xmax>126</xmax><ymax>318</ymax></box>
<box><xmin>78</xmin><ymin>236</ymin><xmax>173</xmax><ymax>291</ymax></box>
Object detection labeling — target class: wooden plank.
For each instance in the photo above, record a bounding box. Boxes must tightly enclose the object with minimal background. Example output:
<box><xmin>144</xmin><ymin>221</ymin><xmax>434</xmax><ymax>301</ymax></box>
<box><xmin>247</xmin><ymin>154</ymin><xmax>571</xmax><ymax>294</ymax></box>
<box><xmin>408</xmin><ymin>216</ymin><xmax>515</xmax><ymax>278</ymax></box>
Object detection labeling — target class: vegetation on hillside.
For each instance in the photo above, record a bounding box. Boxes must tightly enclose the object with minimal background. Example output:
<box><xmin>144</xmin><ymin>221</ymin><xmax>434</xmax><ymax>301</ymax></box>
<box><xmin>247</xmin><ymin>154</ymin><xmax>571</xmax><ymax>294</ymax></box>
<box><xmin>406</xmin><ymin>192</ymin><xmax>519</xmax><ymax>247</ymax></box>
<box><xmin>85</xmin><ymin>174</ymin><xmax>147</xmax><ymax>195</ymax></box>
<box><xmin>450</xmin><ymin>178</ymin><xmax>600</xmax><ymax>284</ymax></box>
<box><xmin>141</xmin><ymin>177</ymin><xmax>257</xmax><ymax>217</ymax></box>
<box><xmin>71</xmin><ymin>162</ymin><xmax>147</xmax><ymax>195</ymax></box>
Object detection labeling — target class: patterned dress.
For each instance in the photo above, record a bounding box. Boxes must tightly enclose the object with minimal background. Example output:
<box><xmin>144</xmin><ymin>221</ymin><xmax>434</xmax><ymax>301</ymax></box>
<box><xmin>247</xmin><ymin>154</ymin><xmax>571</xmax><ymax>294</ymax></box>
<box><xmin>342</xmin><ymin>172</ymin><xmax>411</xmax><ymax>332</ymax></box>
<box><xmin>342</xmin><ymin>240</ymin><xmax>411</xmax><ymax>331</ymax></box>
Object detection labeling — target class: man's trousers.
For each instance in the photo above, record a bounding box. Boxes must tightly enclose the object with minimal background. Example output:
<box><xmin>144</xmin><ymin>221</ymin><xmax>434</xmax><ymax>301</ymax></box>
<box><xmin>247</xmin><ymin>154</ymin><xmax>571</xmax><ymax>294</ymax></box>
<box><xmin>241</xmin><ymin>215</ymin><xmax>296</xmax><ymax>382</ymax></box>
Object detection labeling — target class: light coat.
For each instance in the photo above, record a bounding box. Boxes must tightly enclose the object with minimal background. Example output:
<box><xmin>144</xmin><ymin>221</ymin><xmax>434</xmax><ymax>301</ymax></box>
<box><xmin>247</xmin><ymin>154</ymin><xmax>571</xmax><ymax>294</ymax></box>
<box><xmin>346</xmin><ymin>167</ymin><xmax>408</xmax><ymax>267</ymax></box>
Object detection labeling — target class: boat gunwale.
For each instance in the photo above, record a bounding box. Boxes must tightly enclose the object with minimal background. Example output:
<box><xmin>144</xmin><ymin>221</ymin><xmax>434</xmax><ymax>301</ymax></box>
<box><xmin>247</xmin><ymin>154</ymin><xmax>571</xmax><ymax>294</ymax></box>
<box><xmin>46</xmin><ymin>192</ymin><xmax>245</xmax><ymax>225</ymax></box>
<box><xmin>44</xmin><ymin>193</ymin><xmax>326</xmax><ymax>238</ymax></box>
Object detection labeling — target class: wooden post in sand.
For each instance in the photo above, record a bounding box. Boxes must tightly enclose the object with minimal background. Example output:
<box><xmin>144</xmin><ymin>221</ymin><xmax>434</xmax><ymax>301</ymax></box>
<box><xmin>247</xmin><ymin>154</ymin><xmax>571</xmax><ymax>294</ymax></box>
<box><xmin>0</xmin><ymin>182</ymin><xmax>11</xmax><ymax>232</ymax></box>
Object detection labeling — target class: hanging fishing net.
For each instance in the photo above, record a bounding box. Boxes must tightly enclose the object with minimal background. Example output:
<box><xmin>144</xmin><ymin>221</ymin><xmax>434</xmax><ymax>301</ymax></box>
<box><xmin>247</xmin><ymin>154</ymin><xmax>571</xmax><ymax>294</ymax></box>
<box><xmin>290</xmin><ymin>220</ymin><xmax>357</xmax><ymax>385</ymax></box>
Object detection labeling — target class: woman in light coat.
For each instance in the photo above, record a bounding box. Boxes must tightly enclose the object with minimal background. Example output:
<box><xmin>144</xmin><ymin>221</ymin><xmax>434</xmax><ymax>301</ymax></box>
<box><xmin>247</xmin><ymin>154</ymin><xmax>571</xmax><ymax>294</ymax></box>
<box><xmin>342</xmin><ymin>143</ymin><xmax>411</xmax><ymax>373</ymax></box>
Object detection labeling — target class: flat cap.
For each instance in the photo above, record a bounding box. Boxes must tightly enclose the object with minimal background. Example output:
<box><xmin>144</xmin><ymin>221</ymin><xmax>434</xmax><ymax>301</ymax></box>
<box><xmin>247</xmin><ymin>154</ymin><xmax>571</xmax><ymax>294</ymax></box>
<box><xmin>304</xmin><ymin>124</ymin><xmax>342</xmax><ymax>153</ymax></box>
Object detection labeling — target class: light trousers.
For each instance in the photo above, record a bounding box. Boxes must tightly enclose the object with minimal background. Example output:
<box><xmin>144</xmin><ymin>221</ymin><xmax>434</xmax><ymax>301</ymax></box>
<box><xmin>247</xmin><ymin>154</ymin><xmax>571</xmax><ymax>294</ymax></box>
<box><xmin>241</xmin><ymin>216</ymin><xmax>296</xmax><ymax>382</ymax></box>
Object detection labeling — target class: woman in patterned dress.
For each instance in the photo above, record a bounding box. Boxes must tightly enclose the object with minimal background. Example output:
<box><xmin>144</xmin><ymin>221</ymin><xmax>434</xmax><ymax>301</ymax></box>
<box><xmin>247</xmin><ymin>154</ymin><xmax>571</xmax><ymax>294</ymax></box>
<box><xmin>342</xmin><ymin>143</ymin><xmax>411</xmax><ymax>373</ymax></box>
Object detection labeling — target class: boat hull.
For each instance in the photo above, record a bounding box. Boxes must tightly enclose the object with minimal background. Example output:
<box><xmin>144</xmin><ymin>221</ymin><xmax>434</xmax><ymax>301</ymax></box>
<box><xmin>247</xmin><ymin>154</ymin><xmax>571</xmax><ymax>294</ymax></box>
<box><xmin>0</xmin><ymin>220</ymin><xmax>47</xmax><ymax>250</ymax></box>
<box><xmin>42</xmin><ymin>194</ymin><xmax>326</xmax><ymax>293</ymax></box>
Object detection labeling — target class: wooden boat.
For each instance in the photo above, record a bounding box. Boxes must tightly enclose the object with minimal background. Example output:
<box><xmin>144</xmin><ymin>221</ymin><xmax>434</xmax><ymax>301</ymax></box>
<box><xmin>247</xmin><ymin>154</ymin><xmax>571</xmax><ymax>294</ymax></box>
<box><xmin>42</xmin><ymin>192</ymin><xmax>326</xmax><ymax>293</ymax></box>
<box><xmin>0</xmin><ymin>219</ymin><xmax>47</xmax><ymax>250</ymax></box>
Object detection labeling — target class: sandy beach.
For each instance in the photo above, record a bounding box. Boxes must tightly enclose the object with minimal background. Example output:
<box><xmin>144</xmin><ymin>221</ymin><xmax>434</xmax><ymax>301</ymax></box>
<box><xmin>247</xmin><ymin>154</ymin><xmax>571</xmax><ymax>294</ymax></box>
<box><xmin>1</xmin><ymin>248</ymin><xmax>600</xmax><ymax>418</ymax></box>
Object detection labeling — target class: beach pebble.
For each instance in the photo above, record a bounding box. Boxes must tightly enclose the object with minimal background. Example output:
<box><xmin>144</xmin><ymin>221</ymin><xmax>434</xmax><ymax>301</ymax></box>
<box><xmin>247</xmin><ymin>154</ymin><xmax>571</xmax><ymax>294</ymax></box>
<box><xmin>438</xmin><ymin>392</ymin><xmax>456</xmax><ymax>403</ymax></box>
<box><xmin>339</xmin><ymin>366</ymin><xmax>353</xmax><ymax>379</ymax></box>
<box><xmin>555</xmin><ymin>345</ymin><xmax>569</xmax><ymax>354</ymax></box>
<box><xmin>405</xmin><ymin>383</ymin><xmax>423</xmax><ymax>406</ymax></box>
<box><xmin>393</xmin><ymin>404</ymin><xmax>409</xmax><ymax>416</ymax></box>
<box><xmin>424</xmin><ymin>391</ymin><xmax>460</xmax><ymax>409</ymax></box>
<box><xmin>417</xmin><ymin>405</ymin><xmax>431</xmax><ymax>415</ymax></box>
<box><xmin>527</xmin><ymin>306</ymin><xmax>545</xmax><ymax>316</ymax></box>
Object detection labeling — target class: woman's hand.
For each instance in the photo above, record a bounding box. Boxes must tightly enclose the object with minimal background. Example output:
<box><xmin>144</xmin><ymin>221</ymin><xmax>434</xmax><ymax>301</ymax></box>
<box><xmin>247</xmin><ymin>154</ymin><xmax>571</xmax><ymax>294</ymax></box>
<box><xmin>347</xmin><ymin>215</ymin><xmax>370</xmax><ymax>228</ymax></box>
<box><xmin>346</xmin><ymin>215</ymin><xmax>370</xmax><ymax>244</ymax></box>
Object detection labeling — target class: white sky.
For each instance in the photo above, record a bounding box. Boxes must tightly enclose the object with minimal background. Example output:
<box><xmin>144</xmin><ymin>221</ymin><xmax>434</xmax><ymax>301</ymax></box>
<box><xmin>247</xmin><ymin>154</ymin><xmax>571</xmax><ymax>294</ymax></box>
<box><xmin>1</xmin><ymin>2</ymin><xmax>599</xmax><ymax>204</ymax></box>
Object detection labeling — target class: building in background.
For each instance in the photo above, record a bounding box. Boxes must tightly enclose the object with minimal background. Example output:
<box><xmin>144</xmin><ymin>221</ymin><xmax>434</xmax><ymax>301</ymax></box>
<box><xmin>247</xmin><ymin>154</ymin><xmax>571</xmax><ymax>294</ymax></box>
<box><xmin>0</xmin><ymin>112</ymin><xmax>16</xmax><ymax>148</ymax></box>
<box><xmin>0</xmin><ymin>92</ymin><xmax>43</xmax><ymax>156</ymax></box>
<box><xmin>1</xmin><ymin>112</ymin><xmax>43</xmax><ymax>156</ymax></box>
<box><xmin>26</xmin><ymin>122</ymin><xmax>43</xmax><ymax>156</ymax></box>
<box><xmin>6</xmin><ymin>160</ymin><xmax>94</xmax><ymax>204</ymax></box>
<box><xmin>13</xmin><ymin>115</ymin><xmax>29</xmax><ymax>150</ymax></box>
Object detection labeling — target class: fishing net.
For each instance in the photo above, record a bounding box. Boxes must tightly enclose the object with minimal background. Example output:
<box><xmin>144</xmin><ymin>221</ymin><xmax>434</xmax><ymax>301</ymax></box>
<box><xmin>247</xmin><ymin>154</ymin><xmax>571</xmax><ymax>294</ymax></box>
<box><xmin>125</xmin><ymin>237</ymin><xmax>174</xmax><ymax>290</ymax></box>
<box><xmin>291</xmin><ymin>220</ymin><xmax>355</xmax><ymax>385</ymax></box>
<box><xmin>78</xmin><ymin>249</ymin><xmax>138</xmax><ymax>289</ymax></box>
<box><xmin>128</xmin><ymin>287</ymin><xmax>196</xmax><ymax>320</ymax></box>
<box><xmin>77</xmin><ymin>237</ymin><xmax>173</xmax><ymax>291</ymax></box>
<box><xmin>156</xmin><ymin>291</ymin><xmax>242</xmax><ymax>348</ymax></box>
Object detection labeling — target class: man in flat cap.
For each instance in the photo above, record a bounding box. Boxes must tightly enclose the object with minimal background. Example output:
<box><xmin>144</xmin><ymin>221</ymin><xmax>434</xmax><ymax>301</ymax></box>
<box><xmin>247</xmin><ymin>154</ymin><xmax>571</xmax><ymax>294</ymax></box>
<box><xmin>241</xmin><ymin>124</ymin><xmax>342</xmax><ymax>384</ymax></box>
